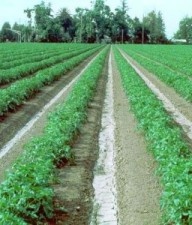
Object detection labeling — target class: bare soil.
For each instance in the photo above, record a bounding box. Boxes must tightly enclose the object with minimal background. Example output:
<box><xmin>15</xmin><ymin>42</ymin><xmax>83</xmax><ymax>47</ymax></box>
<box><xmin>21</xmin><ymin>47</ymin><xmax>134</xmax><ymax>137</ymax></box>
<box><xmin>112</xmin><ymin>53</ymin><xmax>161</xmax><ymax>224</ymax></box>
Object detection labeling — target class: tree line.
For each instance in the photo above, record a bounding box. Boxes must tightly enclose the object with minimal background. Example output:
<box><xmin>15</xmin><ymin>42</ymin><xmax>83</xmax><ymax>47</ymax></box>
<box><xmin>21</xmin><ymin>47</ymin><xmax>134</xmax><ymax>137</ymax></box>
<box><xmin>0</xmin><ymin>0</ymin><xmax>168</xmax><ymax>44</ymax></box>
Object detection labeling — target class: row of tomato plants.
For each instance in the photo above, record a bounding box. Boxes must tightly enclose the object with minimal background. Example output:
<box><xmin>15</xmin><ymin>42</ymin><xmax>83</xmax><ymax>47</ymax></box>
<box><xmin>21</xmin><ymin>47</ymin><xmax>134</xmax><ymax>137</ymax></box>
<box><xmin>119</xmin><ymin>46</ymin><xmax>192</xmax><ymax>102</ymax></box>
<box><xmin>0</xmin><ymin>43</ymin><xmax>84</xmax><ymax>63</ymax></box>
<box><xmin>0</xmin><ymin>46</ymin><xmax>103</xmax><ymax>116</ymax></box>
<box><xmin>0</xmin><ymin>45</ymin><xmax>57</xmax><ymax>65</ymax></box>
<box><xmin>122</xmin><ymin>45</ymin><xmax>192</xmax><ymax>77</ymax></box>
<box><xmin>113</xmin><ymin>47</ymin><xmax>192</xmax><ymax>225</ymax></box>
<box><xmin>0</xmin><ymin>47</ymin><xmax>61</xmax><ymax>67</ymax></box>
<box><xmin>0</xmin><ymin>48</ymin><xmax>70</xmax><ymax>70</ymax></box>
<box><xmin>0</xmin><ymin>46</ymin><xmax>109</xmax><ymax>224</ymax></box>
<box><xmin>0</xmin><ymin>45</ymin><xmax>100</xmax><ymax>85</ymax></box>
<box><xmin>0</xmin><ymin>43</ymin><xmax>38</xmax><ymax>56</ymax></box>
<box><xmin>0</xmin><ymin>44</ymin><xmax>94</xmax><ymax>70</ymax></box>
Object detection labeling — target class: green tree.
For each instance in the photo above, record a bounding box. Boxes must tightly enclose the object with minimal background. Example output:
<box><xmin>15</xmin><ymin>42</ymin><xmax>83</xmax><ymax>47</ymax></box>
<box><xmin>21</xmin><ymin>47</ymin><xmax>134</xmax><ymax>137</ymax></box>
<box><xmin>11</xmin><ymin>22</ymin><xmax>24</xmax><ymax>42</ymax></box>
<box><xmin>84</xmin><ymin>9</ymin><xmax>96</xmax><ymax>43</ymax></box>
<box><xmin>46</xmin><ymin>18</ymin><xmax>64</xmax><ymax>42</ymax></box>
<box><xmin>156</xmin><ymin>11</ymin><xmax>166</xmax><ymax>43</ymax></box>
<box><xmin>33</xmin><ymin>1</ymin><xmax>53</xmax><ymax>41</ymax></box>
<box><xmin>129</xmin><ymin>17</ymin><xmax>150</xmax><ymax>43</ymax></box>
<box><xmin>113</xmin><ymin>0</ymin><xmax>131</xmax><ymax>43</ymax></box>
<box><xmin>74</xmin><ymin>8</ymin><xmax>87</xmax><ymax>42</ymax></box>
<box><xmin>92</xmin><ymin>0</ymin><xmax>113</xmax><ymax>43</ymax></box>
<box><xmin>92</xmin><ymin>0</ymin><xmax>105</xmax><ymax>42</ymax></box>
<box><xmin>24</xmin><ymin>8</ymin><xmax>34</xmax><ymax>42</ymax></box>
<box><xmin>144</xmin><ymin>11</ymin><xmax>157</xmax><ymax>43</ymax></box>
<box><xmin>174</xmin><ymin>16</ymin><xmax>192</xmax><ymax>43</ymax></box>
<box><xmin>0</xmin><ymin>22</ymin><xmax>14</xmax><ymax>42</ymax></box>
<box><xmin>56</xmin><ymin>8</ymin><xmax>74</xmax><ymax>42</ymax></box>
<box><xmin>144</xmin><ymin>10</ymin><xmax>166</xmax><ymax>43</ymax></box>
<box><xmin>24</xmin><ymin>8</ymin><xmax>34</xmax><ymax>27</ymax></box>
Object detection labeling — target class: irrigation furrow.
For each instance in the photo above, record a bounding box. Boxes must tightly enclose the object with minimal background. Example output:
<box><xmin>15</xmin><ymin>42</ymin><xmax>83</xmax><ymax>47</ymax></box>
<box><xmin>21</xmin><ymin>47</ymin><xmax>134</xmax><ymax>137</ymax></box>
<box><xmin>90</xmin><ymin>49</ymin><xmax>118</xmax><ymax>225</ymax></box>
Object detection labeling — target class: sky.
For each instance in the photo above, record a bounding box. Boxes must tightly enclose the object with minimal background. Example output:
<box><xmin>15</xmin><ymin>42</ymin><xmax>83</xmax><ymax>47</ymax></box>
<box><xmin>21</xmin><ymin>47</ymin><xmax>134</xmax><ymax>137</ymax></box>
<box><xmin>0</xmin><ymin>0</ymin><xmax>192</xmax><ymax>38</ymax></box>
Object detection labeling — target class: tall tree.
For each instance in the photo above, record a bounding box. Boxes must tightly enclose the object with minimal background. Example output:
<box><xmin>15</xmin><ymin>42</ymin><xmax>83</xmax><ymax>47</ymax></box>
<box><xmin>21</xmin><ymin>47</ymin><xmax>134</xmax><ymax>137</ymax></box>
<box><xmin>156</xmin><ymin>11</ymin><xmax>166</xmax><ymax>43</ymax></box>
<box><xmin>24</xmin><ymin>8</ymin><xmax>34</xmax><ymax>42</ymax></box>
<box><xmin>92</xmin><ymin>0</ymin><xmax>112</xmax><ymax>42</ymax></box>
<box><xmin>74</xmin><ymin>8</ymin><xmax>87</xmax><ymax>42</ymax></box>
<box><xmin>174</xmin><ymin>16</ymin><xmax>192</xmax><ymax>43</ymax></box>
<box><xmin>113</xmin><ymin>0</ymin><xmax>130</xmax><ymax>43</ymax></box>
<box><xmin>33</xmin><ymin>1</ymin><xmax>53</xmax><ymax>41</ymax></box>
<box><xmin>12</xmin><ymin>22</ymin><xmax>24</xmax><ymax>42</ymax></box>
<box><xmin>144</xmin><ymin>10</ymin><xmax>166</xmax><ymax>43</ymax></box>
<box><xmin>56</xmin><ymin>8</ymin><xmax>74</xmax><ymax>42</ymax></box>
<box><xmin>144</xmin><ymin>10</ymin><xmax>157</xmax><ymax>43</ymax></box>
<box><xmin>129</xmin><ymin>17</ymin><xmax>150</xmax><ymax>43</ymax></box>
<box><xmin>0</xmin><ymin>22</ymin><xmax>14</xmax><ymax>42</ymax></box>
<box><xmin>46</xmin><ymin>18</ymin><xmax>64</xmax><ymax>42</ymax></box>
<box><xmin>24</xmin><ymin>8</ymin><xmax>34</xmax><ymax>27</ymax></box>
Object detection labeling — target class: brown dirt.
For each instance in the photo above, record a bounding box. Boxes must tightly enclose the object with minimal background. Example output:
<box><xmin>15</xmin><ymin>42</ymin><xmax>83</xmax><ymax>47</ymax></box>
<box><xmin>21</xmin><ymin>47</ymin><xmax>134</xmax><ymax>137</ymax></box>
<box><xmin>112</xmin><ymin>52</ymin><xmax>162</xmax><ymax>225</ymax></box>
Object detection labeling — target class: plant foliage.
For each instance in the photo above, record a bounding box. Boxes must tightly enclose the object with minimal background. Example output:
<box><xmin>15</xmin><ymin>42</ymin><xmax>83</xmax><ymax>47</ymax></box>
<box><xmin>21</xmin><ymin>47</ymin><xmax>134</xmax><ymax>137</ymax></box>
<box><xmin>114</xmin><ymin>46</ymin><xmax>192</xmax><ymax>225</ymax></box>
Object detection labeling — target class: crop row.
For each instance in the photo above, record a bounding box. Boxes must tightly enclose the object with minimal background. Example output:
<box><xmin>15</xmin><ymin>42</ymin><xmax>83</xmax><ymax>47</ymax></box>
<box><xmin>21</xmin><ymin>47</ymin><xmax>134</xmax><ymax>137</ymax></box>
<box><xmin>119</xmin><ymin>46</ymin><xmax>192</xmax><ymax>102</ymax></box>
<box><xmin>0</xmin><ymin>44</ymin><xmax>56</xmax><ymax>63</ymax></box>
<box><xmin>113</xmin><ymin>47</ymin><xmax>192</xmax><ymax>225</ymax></box>
<box><xmin>0</xmin><ymin>45</ymin><xmax>100</xmax><ymax>85</ymax></box>
<box><xmin>0</xmin><ymin>46</ymin><xmax>103</xmax><ymax>116</ymax></box>
<box><xmin>0</xmin><ymin>43</ymin><xmax>86</xmax><ymax>63</ymax></box>
<box><xmin>0</xmin><ymin>46</ymin><xmax>109</xmax><ymax>224</ymax></box>
<box><xmin>121</xmin><ymin>45</ymin><xmax>192</xmax><ymax>77</ymax></box>
<box><xmin>0</xmin><ymin>47</ymin><xmax>61</xmax><ymax>66</ymax></box>
<box><xmin>0</xmin><ymin>48</ymin><xmax>69</xmax><ymax>70</ymax></box>
<box><xmin>0</xmin><ymin>45</ymin><xmax>91</xmax><ymax>70</ymax></box>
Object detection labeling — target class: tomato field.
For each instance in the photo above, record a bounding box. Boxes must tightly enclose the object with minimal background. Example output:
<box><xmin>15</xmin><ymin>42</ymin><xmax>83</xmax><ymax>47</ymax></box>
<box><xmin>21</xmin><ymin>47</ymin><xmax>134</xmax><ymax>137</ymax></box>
<box><xmin>0</xmin><ymin>43</ymin><xmax>192</xmax><ymax>225</ymax></box>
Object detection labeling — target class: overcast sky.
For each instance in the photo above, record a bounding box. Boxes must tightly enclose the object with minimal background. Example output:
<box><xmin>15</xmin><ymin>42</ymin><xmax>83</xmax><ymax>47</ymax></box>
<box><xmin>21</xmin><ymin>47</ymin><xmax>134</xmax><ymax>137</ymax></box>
<box><xmin>0</xmin><ymin>0</ymin><xmax>192</xmax><ymax>38</ymax></box>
